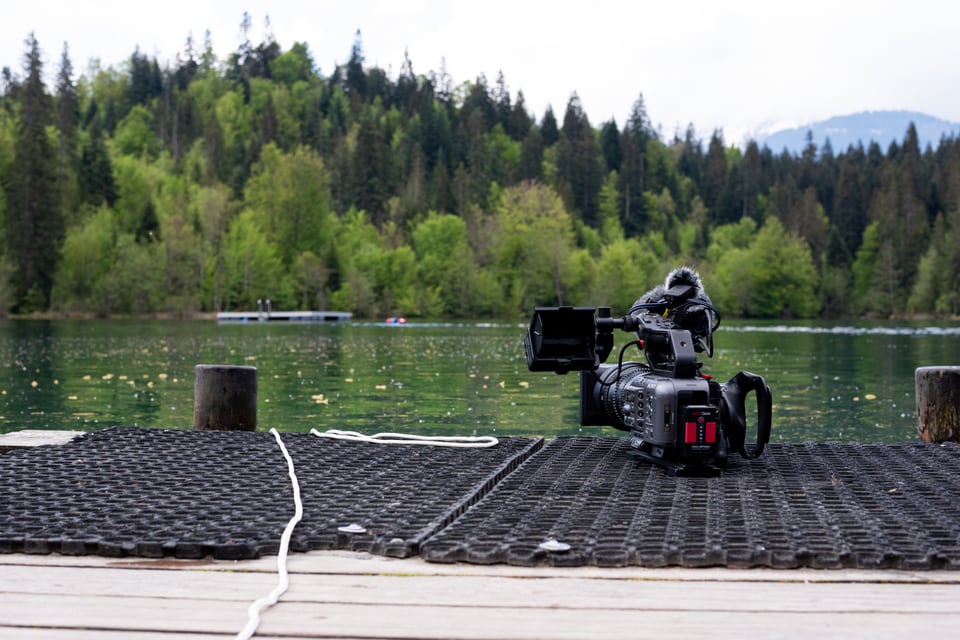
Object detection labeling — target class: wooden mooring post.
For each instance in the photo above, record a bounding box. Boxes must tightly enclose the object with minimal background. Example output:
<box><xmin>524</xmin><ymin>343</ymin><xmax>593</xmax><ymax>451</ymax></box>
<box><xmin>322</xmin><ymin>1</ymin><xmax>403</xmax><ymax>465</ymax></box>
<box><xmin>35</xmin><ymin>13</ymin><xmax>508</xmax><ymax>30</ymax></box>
<box><xmin>193</xmin><ymin>364</ymin><xmax>258</xmax><ymax>431</ymax></box>
<box><xmin>916</xmin><ymin>366</ymin><xmax>960</xmax><ymax>443</ymax></box>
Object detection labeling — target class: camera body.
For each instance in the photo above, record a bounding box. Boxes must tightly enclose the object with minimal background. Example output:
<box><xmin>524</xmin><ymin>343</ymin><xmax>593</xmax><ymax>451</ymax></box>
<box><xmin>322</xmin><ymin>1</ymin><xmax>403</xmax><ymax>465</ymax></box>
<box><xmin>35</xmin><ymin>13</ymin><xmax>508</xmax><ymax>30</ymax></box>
<box><xmin>582</xmin><ymin>363</ymin><xmax>723</xmax><ymax>466</ymax></box>
<box><xmin>524</xmin><ymin>269</ymin><xmax>771</xmax><ymax>476</ymax></box>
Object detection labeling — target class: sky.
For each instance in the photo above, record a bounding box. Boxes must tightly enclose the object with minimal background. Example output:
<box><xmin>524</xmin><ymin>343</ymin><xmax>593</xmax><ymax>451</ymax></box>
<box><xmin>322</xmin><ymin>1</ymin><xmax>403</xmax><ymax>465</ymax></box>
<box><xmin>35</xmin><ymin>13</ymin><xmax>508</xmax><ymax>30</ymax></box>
<box><xmin>2</xmin><ymin>0</ymin><xmax>958</xmax><ymax>145</ymax></box>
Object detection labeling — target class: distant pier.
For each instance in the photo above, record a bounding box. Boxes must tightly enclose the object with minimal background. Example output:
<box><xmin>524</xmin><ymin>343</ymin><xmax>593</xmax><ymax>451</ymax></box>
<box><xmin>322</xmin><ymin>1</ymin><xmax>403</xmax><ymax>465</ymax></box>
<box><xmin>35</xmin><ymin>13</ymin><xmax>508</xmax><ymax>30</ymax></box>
<box><xmin>216</xmin><ymin>310</ymin><xmax>352</xmax><ymax>323</ymax></box>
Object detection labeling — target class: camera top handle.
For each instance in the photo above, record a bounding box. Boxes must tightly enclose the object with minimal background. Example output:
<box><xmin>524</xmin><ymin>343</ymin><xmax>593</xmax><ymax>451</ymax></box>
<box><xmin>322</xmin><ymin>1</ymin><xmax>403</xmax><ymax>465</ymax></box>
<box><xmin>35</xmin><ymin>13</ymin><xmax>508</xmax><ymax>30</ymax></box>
<box><xmin>597</xmin><ymin>311</ymin><xmax>698</xmax><ymax>378</ymax></box>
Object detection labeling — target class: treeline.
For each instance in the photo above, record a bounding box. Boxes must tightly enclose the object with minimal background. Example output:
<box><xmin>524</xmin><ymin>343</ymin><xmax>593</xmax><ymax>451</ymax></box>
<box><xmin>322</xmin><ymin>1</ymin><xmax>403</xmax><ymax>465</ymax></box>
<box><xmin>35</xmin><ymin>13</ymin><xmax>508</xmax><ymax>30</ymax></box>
<box><xmin>1</xmin><ymin>24</ymin><xmax>959</xmax><ymax>319</ymax></box>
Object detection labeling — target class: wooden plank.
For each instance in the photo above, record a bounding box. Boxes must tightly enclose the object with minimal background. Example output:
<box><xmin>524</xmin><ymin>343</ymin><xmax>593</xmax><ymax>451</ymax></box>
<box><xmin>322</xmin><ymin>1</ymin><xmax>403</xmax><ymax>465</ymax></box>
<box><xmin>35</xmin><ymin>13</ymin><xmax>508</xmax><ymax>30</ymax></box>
<box><xmin>0</xmin><ymin>631</ymin><xmax>226</xmax><ymax>640</ymax></box>
<box><xmin>2</xmin><ymin>552</ymin><xmax>960</xmax><ymax>640</ymax></box>
<box><xmin>3</xmin><ymin>549</ymin><xmax>960</xmax><ymax>583</ymax></box>
<box><xmin>0</xmin><ymin>554</ymin><xmax>232</xmax><ymax>570</ymax></box>
<box><xmin>4</xmin><ymin>563</ymin><xmax>958</xmax><ymax>613</ymax></box>
<box><xmin>257</xmin><ymin>605</ymin><xmax>960</xmax><ymax>640</ymax></box>
<box><xmin>280</xmin><ymin>575</ymin><xmax>960</xmax><ymax>615</ymax></box>
<box><xmin>281</xmin><ymin>551</ymin><xmax>960</xmax><ymax>584</ymax></box>
<box><xmin>0</xmin><ymin>429</ymin><xmax>83</xmax><ymax>452</ymax></box>
<box><xmin>0</xmin><ymin>557</ymin><xmax>273</xmax><ymax>638</ymax></box>
<box><xmin>2</xmin><ymin>591</ymin><xmax>957</xmax><ymax>640</ymax></box>
<box><xmin>0</xmin><ymin>592</ymin><xmax>253</xmax><ymax>635</ymax></box>
<box><xmin>0</xmin><ymin>564</ymin><xmax>276</xmax><ymax>600</ymax></box>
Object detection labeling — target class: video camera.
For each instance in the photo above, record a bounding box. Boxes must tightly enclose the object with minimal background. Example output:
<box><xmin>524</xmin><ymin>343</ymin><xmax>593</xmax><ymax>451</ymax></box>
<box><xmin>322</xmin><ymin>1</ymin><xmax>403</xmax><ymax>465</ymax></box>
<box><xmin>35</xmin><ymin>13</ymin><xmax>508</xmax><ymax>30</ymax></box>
<box><xmin>524</xmin><ymin>267</ymin><xmax>771</xmax><ymax>476</ymax></box>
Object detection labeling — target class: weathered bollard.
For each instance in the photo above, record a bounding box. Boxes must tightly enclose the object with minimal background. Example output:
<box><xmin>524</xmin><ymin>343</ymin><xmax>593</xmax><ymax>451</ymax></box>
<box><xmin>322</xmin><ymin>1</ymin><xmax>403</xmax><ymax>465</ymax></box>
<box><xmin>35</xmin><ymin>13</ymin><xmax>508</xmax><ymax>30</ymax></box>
<box><xmin>193</xmin><ymin>365</ymin><xmax>258</xmax><ymax>431</ymax></box>
<box><xmin>916</xmin><ymin>366</ymin><xmax>960</xmax><ymax>443</ymax></box>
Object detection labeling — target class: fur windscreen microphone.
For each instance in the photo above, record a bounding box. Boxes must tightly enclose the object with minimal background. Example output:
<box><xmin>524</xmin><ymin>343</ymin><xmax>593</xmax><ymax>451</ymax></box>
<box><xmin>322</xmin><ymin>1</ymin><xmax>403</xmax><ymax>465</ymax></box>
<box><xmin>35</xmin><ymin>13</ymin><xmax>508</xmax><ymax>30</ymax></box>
<box><xmin>631</xmin><ymin>266</ymin><xmax>712</xmax><ymax>311</ymax></box>
<box><xmin>628</xmin><ymin>266</ymin><xmax>718</xmax><ymax>356</ymax></box>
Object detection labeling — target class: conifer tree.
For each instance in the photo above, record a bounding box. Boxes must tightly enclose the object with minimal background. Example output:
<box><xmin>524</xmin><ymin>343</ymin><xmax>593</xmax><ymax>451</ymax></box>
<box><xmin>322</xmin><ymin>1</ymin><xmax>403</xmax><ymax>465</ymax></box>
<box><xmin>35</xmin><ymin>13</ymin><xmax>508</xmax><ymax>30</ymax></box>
<box><xmin>830</xmin><ymin>151</ymin><xmax>867</xmax><ymax>265</ymax></box>
<box><xmin>507</xmin><ymin>91</ymin><xmax>533</xmax><ymax>141</ymax></box>
<box><xmin>493</xmin><ymin>70</ymin><xmax>511</xmax><ymax>129</ymax></box>
<box><xmin>520</xmin><ymin>126</ymin><xmax>544</xmax><ymax>181</ymax></box>
<box><xmin>741</xmin><ymin>141</ymin><xmax>763</xmax><ymax>221</ymax></box>
<box><xmin>702</xmin><ymin>131</ymin><xmax>728</xmax><ymax>221</ymax></box>
<box><xmin>540</xmin><ymin>106</ymin><xmax>559</xmax><ymax>147</ymax></box>
<box><xmin>55</xmin><ymin>42</ymin><xmax>79</xmax><ymax>217</ymax></box>
<box><xmin>557</xmin><ymin>94</ymin><xmax>601</xmax><ymax>225</ymax></box>
<box><xmin>5</xmin><ymin>34</ymin><xmax>63</xmax><ymax>311</ymax></box>
<box><xmin>395</xmin><ymin>49</ymin><xmax>417</xmax><ymax>114</ymax></box>
<box><xmin>619</xmin><ymin>94</ymin><xmax>653</xmax><ymax>234</ymax></box>
<box><xmin>600</xmin><ymin>119</ymin><xmax>622</xmax><ymax>173</ymax></box>
<box><xmin>345</xmin><ymin>29</ymin><xmax>366</xmax><ymax>102</ymax></box>
<box><xmin>78</xmin><ymin>102</ymin><xmax>117</xmax><ymax>208</ymax></box>
<box><xmin>2</xmin><ymin>29</ymin><xmax>957</xmax><ymax>318</ymax></box>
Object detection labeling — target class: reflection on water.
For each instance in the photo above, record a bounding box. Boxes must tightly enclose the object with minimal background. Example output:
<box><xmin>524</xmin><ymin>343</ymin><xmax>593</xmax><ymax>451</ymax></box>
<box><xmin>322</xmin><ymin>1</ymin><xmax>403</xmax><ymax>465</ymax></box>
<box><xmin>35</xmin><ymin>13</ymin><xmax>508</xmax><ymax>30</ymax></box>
<box><xmin>709</xmin><ymin>322</ymin><xmax>957</xmax><ymax>443</ymax></box>
<box><xmin>737</xmin><ymin>324</ymin><xmax>960</xmax><ymax>336</ymax></box>
<box><xmin>0</xmin><ymin>319</ymin><xmax>957</xmax><ymax>443</ymax></box>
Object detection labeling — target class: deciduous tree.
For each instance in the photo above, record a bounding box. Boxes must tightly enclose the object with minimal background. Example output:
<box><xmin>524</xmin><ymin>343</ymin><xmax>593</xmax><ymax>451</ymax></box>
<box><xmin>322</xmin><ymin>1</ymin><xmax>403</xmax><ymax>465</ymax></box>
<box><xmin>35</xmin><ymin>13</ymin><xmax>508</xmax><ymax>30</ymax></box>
<box><xmin>493</xmin><ymin>182</ymin><xmax>575</xmax><ymax>311</ymax></box>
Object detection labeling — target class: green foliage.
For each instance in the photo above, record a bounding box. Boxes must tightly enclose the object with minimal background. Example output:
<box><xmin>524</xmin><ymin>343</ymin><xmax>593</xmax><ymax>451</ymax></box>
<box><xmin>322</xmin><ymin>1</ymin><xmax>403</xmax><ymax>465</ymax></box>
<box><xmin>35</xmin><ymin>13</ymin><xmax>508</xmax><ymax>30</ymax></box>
<box><xmin>327</xmin><ymin>208</ymin><xmax>381</xmax><ymax>317</ymax></box>
<box><xmin>5</xmin><ymin>34</ymin><xmax>63</xmax><ymax>312</ymax></box>
<box><xmin>708</xmin><ymin>244</ymin><xmax>752</xmax><ymax>315</ymax></box>
<box><xmin>113</xmin><ymin>105</ymin><xmax>159</xmax><ymax>157</ymax></box>
<box><xmin>158</xmin><ymin>214</ymin><xmax>204</xmax><ymax>312</ymax></box>
<box><xmin>411</xmin><ymin>212</ymin><xmax>485</xmax><ymax>316</ymax></box>
<box><xmin>493</xmin><ymin>182</ymin><xmax>575</xmax><ymax>311</ymax></box>
<box><xmin>243</xmin><ymin>143</ymin><xmax>333</xmax><ymax>265</ymax></box>
<box><xmin>851</xmin><ymin>222</ymin><xmax>881</xmax><ymax>313</ymax></box>
<box><xmin>709</xmin><ymin>217</ymin><xmax>819</xmax><ymax>318</ymax></box>
<box><xmin>705</xmin><ymin>217</ymin><xmax>757</xmax><ymax>272</ymax></box>
<box><xmin>371</xmin><ymin>244</ymin><xmax>417</xmax><ymax>315</ymax></box>
<box><xmin>4</xmin><ymin>31</ymin><xmax>959</xmax><ymax>318</ymax></box>
<box><xmin>221</xmin><ymin>209</ymin><xmax>292</xmax><ymax>310</ymax></box>
<box><xmin>52</xmin><ymin>207</ymin><xmax>116</xmax><ymax>311</ymax></box>
<box><xmin>96</xmin><ymin>234</ymin><xmax>162</xmax><ymax>314</ymax></box>
<box><xmin>819</xmin><ymin>265</ymin><xmax>853</xmax><ymax>318</ymax></box>
<box><xmin>743</xmin><ymin>217</ymin><xmax>820</xmax><ymax>318</ymax></box>
<box><xmin>292</xmin><ymin>251</ymin><xmax>330</xmax><ymax>310</ymax></box>
<box><xmin>592</xmin><ymin>239</ymin><xmax>656</xmax><ymax>314</ymax></box>
<box><xmin>270</xmin><ymin>42</ymin><xmax>314</xmax><ymax>87</ymax></box>
<box><xmin>909</xmin><ymin>209</ymin><xmax>960</xmax><ymax>314</ymax></box>
<box><xmin>597</xmin><ymin>171</ymin><xmax>624</xmax><ymax>245</ymax></box>
<box><xmin>78</xmin><ymin>119</ymin><xmax>117</xmax><ymax>207</ymax></box>
<box><xmin>113</xmin><ymin>155</ymin><xmax>155</xmax><ymax>236</ymax></box>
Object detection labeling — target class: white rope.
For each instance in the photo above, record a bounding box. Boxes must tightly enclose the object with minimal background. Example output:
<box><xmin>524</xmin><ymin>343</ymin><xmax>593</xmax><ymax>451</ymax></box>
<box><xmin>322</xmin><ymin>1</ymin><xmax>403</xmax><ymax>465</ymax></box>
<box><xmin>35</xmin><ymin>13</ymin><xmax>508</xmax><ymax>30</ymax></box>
<box><xmin>310</xmin><ymin>428</ymin><xmax>499</xmax><ymax>448</ymax></box>
<box><xmin>234</xmin><ymin>426</ymin><xmax>496</xmax><ymax>638</ymax></box>
<box><xmin>235</xmin><ymin>428</ymin><xmax>304</xmax><ymax>640</ymax></box>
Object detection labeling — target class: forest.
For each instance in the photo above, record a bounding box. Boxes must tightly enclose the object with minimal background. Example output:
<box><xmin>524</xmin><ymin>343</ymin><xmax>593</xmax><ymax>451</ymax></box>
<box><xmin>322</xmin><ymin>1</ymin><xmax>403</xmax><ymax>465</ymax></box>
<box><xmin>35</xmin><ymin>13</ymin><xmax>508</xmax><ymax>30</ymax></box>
<box><xmin>2</xmin><ymin>22</ymin><xmax>959</xmax><ymax>320</ymax></box>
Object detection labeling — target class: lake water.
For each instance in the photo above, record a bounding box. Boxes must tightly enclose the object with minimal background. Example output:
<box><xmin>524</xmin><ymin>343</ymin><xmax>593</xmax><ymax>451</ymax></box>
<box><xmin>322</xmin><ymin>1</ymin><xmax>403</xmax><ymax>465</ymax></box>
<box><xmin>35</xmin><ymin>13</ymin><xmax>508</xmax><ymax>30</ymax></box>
<box><xmin>1</xmin><ymin>318</ymin><xmax>958</xmax><ymax>443</ymax></box>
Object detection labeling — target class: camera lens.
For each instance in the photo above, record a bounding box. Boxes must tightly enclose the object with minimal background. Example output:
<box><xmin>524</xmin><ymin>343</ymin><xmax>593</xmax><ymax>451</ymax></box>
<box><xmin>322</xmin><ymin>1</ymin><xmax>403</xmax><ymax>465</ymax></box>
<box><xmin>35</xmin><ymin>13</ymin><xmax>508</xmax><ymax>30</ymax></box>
<box><xmin>592</xmin><ymin>362</ymin><xmax>648</xmax><ymax>431</ymax></box>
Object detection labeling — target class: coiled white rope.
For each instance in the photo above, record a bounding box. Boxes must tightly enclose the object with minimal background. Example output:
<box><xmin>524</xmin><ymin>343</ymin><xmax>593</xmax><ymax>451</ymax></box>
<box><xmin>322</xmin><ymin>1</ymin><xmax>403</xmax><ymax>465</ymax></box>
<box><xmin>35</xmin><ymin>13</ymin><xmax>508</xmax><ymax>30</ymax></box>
<box><xmin>234</xmin><ymin>428</ymin><xmax>304</xmax><ymax>640</ymax></box>
<box><xmin>310</xmin><ymin>428</ymin><xmax>499</xmax><ymax>448</ymax></box>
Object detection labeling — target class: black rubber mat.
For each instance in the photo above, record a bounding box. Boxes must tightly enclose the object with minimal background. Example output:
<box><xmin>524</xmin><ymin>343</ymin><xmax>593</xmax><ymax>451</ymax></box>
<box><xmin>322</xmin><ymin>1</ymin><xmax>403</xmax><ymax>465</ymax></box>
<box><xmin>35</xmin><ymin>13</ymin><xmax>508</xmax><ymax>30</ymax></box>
<box><xmin>0</xmin><ymin>427</ymin><xmax>541</xmax><ymax>560</ymax></box>
<box><xmin>6</xmin><ymin>430</ymin><xmax>960</xmax><ymax>569</ymax></box>
<box><xmin>421</xmin><ymin>437</ymin><xmax>960</xmax><ymax>570</ymax></box>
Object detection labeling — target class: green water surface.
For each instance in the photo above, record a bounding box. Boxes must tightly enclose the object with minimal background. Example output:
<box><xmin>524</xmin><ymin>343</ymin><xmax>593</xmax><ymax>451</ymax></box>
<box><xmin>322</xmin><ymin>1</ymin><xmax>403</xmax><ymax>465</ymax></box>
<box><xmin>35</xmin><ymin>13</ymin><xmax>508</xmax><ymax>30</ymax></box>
<box><xmin>0</xmin><ymin>318</ymin><xmax>957</xmax><ymax>442</ymax></box>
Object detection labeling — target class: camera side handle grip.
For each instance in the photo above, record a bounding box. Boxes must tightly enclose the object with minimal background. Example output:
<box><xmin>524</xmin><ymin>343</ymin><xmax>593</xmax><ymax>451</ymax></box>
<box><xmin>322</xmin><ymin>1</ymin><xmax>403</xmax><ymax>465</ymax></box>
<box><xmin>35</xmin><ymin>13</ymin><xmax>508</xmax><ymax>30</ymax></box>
<box><xmin>721</xmin><ymin>371</ymin><xmax>772</xmax><ymax>459</ymax></box>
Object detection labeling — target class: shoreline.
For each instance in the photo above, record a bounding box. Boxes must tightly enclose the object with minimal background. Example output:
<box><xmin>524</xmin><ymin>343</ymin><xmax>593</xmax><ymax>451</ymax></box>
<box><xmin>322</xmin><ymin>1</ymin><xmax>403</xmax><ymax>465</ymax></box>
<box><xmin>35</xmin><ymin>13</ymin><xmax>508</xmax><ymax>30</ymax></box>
<box><xmin>0</xmin><ymin>311</ymin><xmax>958</xmax><ymax>322</ymax></box>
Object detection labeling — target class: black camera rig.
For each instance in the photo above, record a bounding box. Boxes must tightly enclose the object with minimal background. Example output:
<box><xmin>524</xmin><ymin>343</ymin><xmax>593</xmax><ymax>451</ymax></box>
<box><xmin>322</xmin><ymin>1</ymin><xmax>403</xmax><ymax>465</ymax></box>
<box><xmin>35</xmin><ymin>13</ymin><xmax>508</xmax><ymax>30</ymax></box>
<box><xmin>524</xmin><ymin>268</ymin><xmax>771</xmax><ymax>476</ymax></box>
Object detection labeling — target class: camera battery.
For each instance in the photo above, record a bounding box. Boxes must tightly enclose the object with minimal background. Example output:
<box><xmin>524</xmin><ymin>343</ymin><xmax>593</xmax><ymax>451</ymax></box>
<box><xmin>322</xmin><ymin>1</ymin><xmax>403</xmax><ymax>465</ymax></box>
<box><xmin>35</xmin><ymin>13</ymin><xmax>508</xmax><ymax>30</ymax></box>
<box><xmin>681</xmin><ymin>405</ymin><xmax>719</xmax><ymax>453</ymax></box>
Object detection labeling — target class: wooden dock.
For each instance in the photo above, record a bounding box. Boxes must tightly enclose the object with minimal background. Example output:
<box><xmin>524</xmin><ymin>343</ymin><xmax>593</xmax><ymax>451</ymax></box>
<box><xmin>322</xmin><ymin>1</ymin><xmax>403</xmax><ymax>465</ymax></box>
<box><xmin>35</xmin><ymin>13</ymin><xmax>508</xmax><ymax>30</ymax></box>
<box><xmin>3</xmin><ymin>429</ymin><xmax>960</xmax><ymax>638</ymax></box>
<box><xmin>0</xmin><ymin>429</ymin><xmax>83</xmax><ymax>453</ymax></box>
<box><xmin>3</xmin><ymin>550</ymin><xmax>960</xmax><ymax>639</ymax></box>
